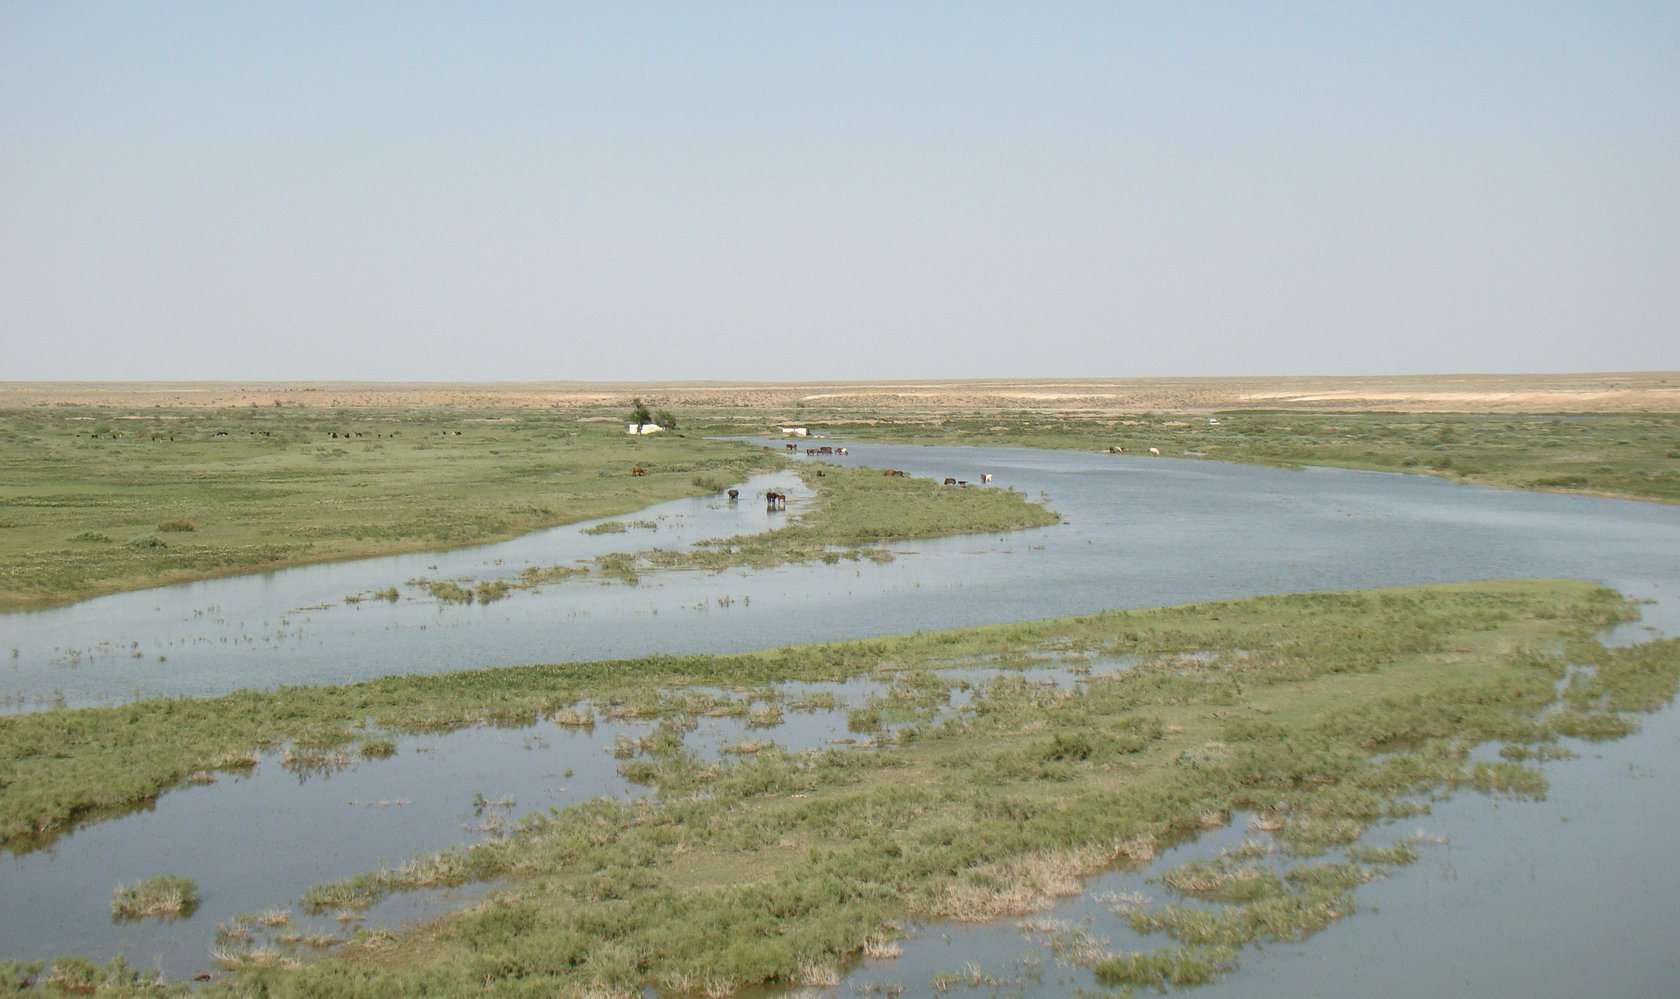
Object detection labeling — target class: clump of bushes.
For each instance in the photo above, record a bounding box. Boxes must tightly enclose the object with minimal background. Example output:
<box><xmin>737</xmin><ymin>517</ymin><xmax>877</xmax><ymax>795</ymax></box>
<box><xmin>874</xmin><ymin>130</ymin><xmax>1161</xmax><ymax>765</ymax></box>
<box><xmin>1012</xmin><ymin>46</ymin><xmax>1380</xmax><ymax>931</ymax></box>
<box><xmin>157</xmin><ymin>518</ymin><xmax>197</xmax><ymax>532</ymax></box>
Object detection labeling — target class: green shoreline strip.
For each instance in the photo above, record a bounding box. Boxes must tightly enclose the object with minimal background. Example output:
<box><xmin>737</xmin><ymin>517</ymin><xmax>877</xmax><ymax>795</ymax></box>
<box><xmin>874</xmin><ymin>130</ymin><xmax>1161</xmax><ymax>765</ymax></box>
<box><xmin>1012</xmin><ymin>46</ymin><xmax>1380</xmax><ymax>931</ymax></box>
<box><xmin>807</xmin><ymin>409</ymin><xmax>1680</xmax><ymax>505</ymax></box>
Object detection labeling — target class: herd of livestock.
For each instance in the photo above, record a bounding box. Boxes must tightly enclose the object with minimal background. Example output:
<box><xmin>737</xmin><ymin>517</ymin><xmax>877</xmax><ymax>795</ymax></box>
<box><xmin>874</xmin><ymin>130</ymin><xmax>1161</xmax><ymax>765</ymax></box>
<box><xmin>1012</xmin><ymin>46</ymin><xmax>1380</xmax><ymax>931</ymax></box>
<box><xmin>643</xmin><ymin>433</ymin><xmax>1170</xmax><ymax>512</ymax></box>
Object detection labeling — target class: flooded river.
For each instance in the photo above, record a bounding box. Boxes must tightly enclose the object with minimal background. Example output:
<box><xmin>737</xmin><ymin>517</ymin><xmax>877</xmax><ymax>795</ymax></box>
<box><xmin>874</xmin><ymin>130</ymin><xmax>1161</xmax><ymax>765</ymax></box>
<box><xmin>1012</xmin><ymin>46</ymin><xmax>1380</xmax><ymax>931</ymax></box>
<box><xmin>4</xmin><ymin>441</ymin><xmax>1680</xmax><ymax>991</ymax></box>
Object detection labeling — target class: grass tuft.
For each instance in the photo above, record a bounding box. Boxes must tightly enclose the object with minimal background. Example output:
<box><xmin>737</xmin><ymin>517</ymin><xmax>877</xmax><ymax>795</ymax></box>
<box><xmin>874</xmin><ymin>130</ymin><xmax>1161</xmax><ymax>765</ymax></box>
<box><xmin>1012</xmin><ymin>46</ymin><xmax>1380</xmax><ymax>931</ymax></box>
<box><xmin>110</xmin><ymin>874</ymin><xmax>200</xmax><ymax>920</ymax></box>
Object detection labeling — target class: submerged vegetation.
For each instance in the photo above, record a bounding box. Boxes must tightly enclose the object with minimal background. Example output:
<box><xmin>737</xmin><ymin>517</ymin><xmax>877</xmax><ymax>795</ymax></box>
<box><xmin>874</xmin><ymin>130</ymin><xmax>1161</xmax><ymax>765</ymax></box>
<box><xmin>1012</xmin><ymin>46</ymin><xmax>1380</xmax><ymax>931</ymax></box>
<box><xmin>3</xmin><ymin>580</ymin><xmax>1677</xmax><ymax>995</ymax></box>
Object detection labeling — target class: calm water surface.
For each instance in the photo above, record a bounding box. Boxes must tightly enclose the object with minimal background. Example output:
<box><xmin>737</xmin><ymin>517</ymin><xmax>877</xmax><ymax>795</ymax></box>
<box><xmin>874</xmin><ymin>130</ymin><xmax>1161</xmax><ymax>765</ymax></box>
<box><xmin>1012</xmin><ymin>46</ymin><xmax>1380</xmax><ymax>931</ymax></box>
<box><xmin>3</xmin><ymin>442</ymin><xmax>1679</xmax><ymax>992</ymax></box>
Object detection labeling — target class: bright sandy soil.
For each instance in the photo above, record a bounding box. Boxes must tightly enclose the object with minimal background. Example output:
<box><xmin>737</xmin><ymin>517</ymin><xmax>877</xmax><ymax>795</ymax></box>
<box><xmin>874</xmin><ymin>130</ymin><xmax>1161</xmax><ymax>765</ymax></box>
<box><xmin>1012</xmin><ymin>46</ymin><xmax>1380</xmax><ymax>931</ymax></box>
<box><xmin>2</xmin><ymin>372</ymin><xmax>1676</xmax><ymax>413</ymax></box>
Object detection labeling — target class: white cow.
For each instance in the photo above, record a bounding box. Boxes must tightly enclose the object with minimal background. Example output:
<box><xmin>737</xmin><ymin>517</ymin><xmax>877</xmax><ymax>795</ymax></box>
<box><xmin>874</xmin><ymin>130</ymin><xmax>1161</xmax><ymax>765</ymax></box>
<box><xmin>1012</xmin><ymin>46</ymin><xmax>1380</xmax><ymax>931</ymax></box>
<box><xmin>980</xmin><ymin>473</ymin><xmax>994</xmax><ymax>484</ymax></box>
<box><xmin>1148</xmin><ymin>447</ymin><xmax>1161</xmax><ymax>456</ymax></box>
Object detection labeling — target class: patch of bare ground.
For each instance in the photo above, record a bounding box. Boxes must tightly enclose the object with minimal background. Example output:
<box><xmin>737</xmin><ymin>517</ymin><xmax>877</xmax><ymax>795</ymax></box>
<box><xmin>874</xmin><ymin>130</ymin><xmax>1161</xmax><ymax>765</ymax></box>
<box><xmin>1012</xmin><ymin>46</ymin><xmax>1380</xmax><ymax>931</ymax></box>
<box><xmin>2</xmin><ymin>372</ymin><xmax>1675</xmax><ymax>413</ymax></box>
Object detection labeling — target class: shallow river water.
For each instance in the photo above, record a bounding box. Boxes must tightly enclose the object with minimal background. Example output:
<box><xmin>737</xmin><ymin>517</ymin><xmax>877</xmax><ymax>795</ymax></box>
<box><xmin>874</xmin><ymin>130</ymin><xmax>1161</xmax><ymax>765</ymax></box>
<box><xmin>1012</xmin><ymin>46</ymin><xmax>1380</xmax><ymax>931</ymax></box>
<box><xmin>4</xmin><ymin>441</ymin><xmax>1680</xmax><ymax>992</ymax></box>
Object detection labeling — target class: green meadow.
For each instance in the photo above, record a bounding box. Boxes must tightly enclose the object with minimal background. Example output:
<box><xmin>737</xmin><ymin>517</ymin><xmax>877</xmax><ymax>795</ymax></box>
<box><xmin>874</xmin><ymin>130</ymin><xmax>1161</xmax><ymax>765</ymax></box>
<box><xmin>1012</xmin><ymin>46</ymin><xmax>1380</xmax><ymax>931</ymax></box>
<box><xmin>0</xmin><ymin>407</ymin><xmax>780</xmax><ymax>610</ymax></box>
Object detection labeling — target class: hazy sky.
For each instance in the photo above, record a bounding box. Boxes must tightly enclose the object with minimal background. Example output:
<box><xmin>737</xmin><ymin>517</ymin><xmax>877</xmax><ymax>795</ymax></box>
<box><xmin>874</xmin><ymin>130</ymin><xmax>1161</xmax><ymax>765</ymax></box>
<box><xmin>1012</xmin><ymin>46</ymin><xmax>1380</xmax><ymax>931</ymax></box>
<box><xmin>3</xmin><ymin>2</ymin><xmax>1677</xmax><ymax>381</ymax></box>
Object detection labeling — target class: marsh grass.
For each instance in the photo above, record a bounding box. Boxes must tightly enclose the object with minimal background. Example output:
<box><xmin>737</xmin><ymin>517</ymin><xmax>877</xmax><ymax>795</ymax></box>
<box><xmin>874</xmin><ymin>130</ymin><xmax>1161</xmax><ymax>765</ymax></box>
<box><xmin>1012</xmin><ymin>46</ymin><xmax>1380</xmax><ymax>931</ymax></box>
<box><xmin>110</xmin><ymin>874</ymin><xmax>200</xmax><ymax>921</ymax></box>
<box><xmin>14</xmin><ymin>956</ymin><xmax>150</xmax><ymax>996</ymax></box>
<box><xmin>7</xmin><ymin>580</ymin><xmax>1676</xmax><ymax>996</ymax></box>
<box><xmin>358</xmin><ymin>737</ymin><xmax>397</xmax><ymax>759</ymax></box>
<box><xmin>114</xmin><ymin>581</ymin><xmax>1654</xmax><ymax>996</ymax></box>
<box><xmin>0</xmin><ymin>407</ymin><xmax>778</xmax><ymax>610</ymax></box>
<box><xmin>406</xmin><ymin>463</ymin><xmax>1057</xmax><ymax>600</ymax></box>
<box><xmin>826</xmin><ymin>410</ymin><xmax>1680</xmax><ymax>505</ymax></box>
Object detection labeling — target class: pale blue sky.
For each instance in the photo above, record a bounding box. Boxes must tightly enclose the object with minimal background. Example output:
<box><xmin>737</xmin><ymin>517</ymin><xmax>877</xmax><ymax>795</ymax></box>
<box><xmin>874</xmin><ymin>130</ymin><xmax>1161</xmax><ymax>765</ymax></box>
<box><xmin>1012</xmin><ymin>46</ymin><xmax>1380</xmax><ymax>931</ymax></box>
<box><xmin>3</xmin><ymin>2</ymin><xmax>1676</xmax><ymax>381</ymax></box>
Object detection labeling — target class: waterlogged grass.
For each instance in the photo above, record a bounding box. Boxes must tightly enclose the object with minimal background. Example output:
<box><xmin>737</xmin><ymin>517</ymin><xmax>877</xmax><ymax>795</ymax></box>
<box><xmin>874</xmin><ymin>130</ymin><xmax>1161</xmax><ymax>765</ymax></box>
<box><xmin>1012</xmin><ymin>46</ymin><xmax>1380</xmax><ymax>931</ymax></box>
<box><xmin>0</xmin><ymin>407</ymin><xmax>778</xmax><ymax>610</ymax></box>
<box><xmin>109</xmin><ymin>874</ymin><xmax>200</xmax><ymax>921</ymax></box>
<box><xmin>3</xmin><ymin>580</ymin><xmax>1676</xmax><ymax>997</ymax></box>
<box><xmin>609</xmin><ymin>464</ymin><xmax>1058</xmax><ymax>577</ymax></box>
<box><xmin>401</xmin><ymin>465</ymin><xmax>1058</xmax><ymax>601</ymax></box>
<box><xmin>0</xmin><ymin>957</ymin><xmax>160</xmax><ymax>996</ymax></box>
<box><xmin>816</xmin><ymin>410</ymin><xmax>1680</xmax><ymax>504</ymax></box>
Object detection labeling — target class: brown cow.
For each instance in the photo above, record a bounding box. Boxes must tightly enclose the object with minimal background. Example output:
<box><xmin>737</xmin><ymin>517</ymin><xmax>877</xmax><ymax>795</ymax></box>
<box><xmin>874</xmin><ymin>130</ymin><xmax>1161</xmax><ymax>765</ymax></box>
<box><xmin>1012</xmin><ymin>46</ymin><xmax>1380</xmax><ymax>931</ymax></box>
<box><xmin>765</xmin><ymin>491</ymin><xmax>786</xmax><ymax>511</ymax></box>
<box><xmin>631</xmin><ymin>466</ymin><xmax>646</xmax><ymax>476</ymax></box>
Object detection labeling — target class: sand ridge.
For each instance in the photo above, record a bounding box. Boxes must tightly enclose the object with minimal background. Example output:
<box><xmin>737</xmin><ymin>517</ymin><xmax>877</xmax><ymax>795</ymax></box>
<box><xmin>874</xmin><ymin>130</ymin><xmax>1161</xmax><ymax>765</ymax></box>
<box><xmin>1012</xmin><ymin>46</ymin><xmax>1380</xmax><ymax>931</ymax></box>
<box><xmin>1</xmin><ymin>373</ymin><xmax>1675</xmax><ymax>413</ymax></box>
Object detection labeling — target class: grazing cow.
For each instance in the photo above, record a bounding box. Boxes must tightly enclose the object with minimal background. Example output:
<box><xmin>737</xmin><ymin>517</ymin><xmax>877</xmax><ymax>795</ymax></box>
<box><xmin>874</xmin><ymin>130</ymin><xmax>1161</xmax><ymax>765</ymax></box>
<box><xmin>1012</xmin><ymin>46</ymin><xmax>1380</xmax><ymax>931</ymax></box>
<box><xmin>980</xmin><ymin>473</ymin><xmax>994</xmax><ymax>484</ymax></box>
<box><xmin>1107</xmin><ymin>446</ymin><xmax>1124</xmax><ymax>454</ymax></box>
<box><xmin>631</xmin><ymin>466</ymin><xmax>646</xmax><ymax>476</ymax></box>
<box><xmin>727</xmin><ymin>488</ymin><xmax>739</xmax><ymax>501</ymax></box>
<box><xmin>943</xmin><ymin>477</ymin><xmax>957</xmax><ymax>486</ymax></box>
<box><xmin>882</xmin><ymin>469</ymin><xmax>906</xmax><ymax>477</ymax></box>
<box><xmin>1148</xmin><ymin>447</ymin><xmax>1161</xmax><ymax>457</ymax></box>
<box><xmin>765</xmin><ymin>491</ymin><xmax>786</xmax><ymax>511</ymax></box>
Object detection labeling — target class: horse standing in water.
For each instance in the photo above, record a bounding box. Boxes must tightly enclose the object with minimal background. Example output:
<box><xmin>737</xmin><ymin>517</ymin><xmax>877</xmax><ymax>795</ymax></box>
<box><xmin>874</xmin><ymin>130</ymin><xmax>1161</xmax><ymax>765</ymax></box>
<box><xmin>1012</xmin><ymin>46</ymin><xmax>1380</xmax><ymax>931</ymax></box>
<box><xmin>765</xmin><ymin>491</ymin><xmax>786</xmax><ymax>511</ymax></box>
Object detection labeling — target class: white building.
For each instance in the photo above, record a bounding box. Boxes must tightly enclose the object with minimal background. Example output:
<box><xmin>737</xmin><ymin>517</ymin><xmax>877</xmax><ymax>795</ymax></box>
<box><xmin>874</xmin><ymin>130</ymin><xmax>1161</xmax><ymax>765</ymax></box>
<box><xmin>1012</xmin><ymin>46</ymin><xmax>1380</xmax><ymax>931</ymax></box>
<box><xmin>778</xmin><ymin>426</ymin><xmax>809</xmax><ymax>437</ymax></box>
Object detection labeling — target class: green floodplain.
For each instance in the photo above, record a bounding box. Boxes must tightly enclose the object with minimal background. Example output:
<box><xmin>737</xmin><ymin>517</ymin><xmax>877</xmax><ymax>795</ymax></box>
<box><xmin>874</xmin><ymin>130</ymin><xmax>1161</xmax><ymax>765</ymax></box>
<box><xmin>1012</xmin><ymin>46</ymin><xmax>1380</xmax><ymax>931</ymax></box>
<box><xmin>2</xmin><ymin>402</ymin><xmax>1680</xmax><ymax>995</ymax></box>
<box><xmin>1</xmin><ymin>404</ymin><xmax>1677</xmax><ymax>609</ymax></box>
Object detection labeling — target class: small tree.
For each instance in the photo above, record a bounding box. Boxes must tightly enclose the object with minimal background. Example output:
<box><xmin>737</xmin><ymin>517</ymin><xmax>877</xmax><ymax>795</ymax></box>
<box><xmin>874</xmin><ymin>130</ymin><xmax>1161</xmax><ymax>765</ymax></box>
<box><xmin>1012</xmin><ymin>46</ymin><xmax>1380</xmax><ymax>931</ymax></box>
<box><xmin>654</xmin><ymin>409</ymin><xmax>678</xmax><ymax>430</ymax></box>
<box><xmin>628</xmin><ymin>398</ymin><xmax>652</xmax><ymax>429</ymax></box>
